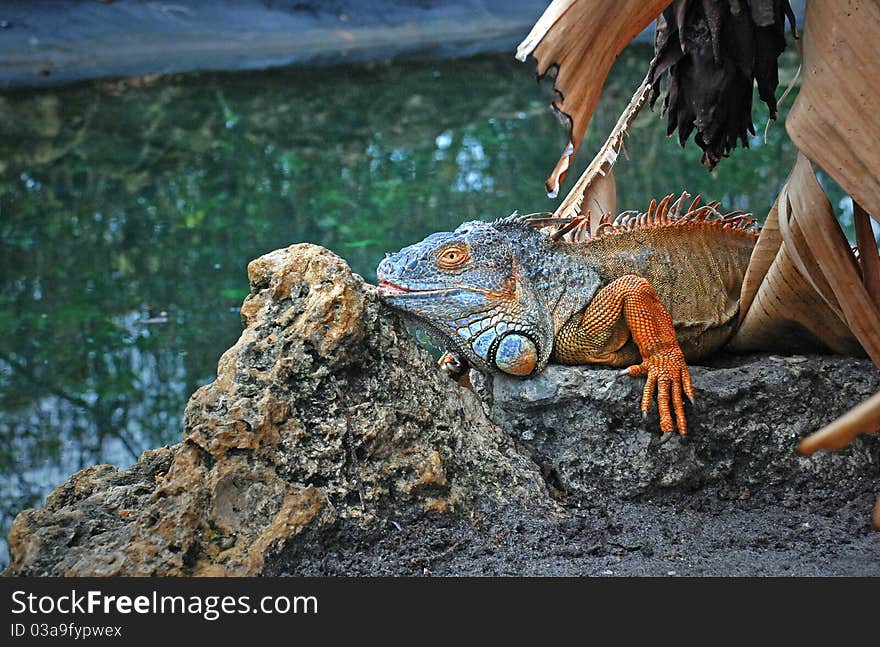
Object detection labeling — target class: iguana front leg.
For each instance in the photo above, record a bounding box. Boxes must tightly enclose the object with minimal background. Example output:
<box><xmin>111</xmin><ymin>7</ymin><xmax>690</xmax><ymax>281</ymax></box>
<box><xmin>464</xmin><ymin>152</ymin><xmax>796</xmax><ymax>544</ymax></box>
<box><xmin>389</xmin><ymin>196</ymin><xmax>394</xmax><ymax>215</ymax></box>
<box><xmin>438</xmin><ymin>350</ymin><xmax>473</xmax><ymax>389</ymax></box>
<box><xmin>555</xmin><ymin>275</ymin><xmax>695</xmax><ymax>434</ymax></box>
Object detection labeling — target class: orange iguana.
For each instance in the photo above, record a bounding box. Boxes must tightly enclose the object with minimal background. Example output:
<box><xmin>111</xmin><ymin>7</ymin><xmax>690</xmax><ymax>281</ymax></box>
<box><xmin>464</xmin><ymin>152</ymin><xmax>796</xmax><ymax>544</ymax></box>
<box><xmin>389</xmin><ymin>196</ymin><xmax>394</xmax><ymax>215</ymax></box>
<box><xmin>380</xmin><ymin>0</ymin><xmax>880</xmax><ymax>523</ymax></box>
<box><xmin>377</xmin><ymin>193</ymin><xmax>758</xmax><ymax>436</ymax></box>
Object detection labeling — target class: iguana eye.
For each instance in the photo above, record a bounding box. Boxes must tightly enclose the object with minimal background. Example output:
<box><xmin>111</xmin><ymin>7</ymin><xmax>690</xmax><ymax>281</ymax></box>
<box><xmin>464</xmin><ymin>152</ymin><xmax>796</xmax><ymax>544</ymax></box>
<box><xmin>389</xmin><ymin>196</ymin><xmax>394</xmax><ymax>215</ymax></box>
<box><xmin>436</xmin><ymin>244</ymin><xmax>469</xmax><ymax>269</ymax></box>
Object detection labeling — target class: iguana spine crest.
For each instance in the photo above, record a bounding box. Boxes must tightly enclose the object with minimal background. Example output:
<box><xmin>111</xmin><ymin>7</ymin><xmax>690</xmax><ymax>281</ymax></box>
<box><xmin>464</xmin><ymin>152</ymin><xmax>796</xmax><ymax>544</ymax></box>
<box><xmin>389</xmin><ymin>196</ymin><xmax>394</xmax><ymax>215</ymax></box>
<box><xmin>523</xmin><ymin>192</ymin><xmax>759</xmax><ymax>244</ymax></box>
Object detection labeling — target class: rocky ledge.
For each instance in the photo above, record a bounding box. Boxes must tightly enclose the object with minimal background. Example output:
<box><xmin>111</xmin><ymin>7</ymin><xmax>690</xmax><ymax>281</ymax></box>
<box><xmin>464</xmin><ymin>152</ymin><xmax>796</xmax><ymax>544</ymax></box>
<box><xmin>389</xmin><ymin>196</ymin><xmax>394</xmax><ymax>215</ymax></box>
<box><xmin>6</xmin><ymin>244</ymin><xmax>879</xmax><ymax>576</ymax></box>
<box><xmin>485</xmin><ymin>356</ymin><xmax>880</xmax><ymax>499</ymax></box>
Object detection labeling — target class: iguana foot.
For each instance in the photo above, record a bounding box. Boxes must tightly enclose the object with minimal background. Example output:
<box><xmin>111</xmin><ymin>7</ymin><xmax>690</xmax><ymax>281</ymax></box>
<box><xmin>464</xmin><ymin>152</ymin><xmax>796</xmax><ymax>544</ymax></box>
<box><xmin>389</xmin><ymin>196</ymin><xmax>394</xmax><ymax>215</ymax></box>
<box><xmin>438</xmin><ymin>350</ymin><xmax>467</xmax><ymax>378</ymax></box>
<box><xmin>620</xmin><ymin>344</ymin><xmax>695</xmax><ymax>435</ymax></box>
<box><xmin>438</xmin><ymin>350</ymin><xmax>473</xmax><ymax>388</ymax></box>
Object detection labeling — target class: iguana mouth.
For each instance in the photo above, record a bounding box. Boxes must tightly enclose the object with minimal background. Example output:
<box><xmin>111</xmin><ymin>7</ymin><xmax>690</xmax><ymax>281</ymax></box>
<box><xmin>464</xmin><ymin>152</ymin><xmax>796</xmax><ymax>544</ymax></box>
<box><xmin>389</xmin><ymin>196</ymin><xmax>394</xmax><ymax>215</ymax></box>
<box><xmin>377</xmin><ymin>280</ymin><xmax>410</xmax><ymax>295</ymax></box>
<box><xmin>377</xmin><ymin>280</ymin><xmax>452</xmax><ymax>297</ymax></box>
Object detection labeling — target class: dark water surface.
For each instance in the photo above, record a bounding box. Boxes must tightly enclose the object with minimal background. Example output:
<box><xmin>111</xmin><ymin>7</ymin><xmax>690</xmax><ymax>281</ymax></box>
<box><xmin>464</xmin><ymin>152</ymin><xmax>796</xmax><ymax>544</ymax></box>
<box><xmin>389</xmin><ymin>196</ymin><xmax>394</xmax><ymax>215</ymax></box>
<box><xmin>0</xmin><ymin>45</ymin><xmax>850</xmax><ymax>566</ymax></box>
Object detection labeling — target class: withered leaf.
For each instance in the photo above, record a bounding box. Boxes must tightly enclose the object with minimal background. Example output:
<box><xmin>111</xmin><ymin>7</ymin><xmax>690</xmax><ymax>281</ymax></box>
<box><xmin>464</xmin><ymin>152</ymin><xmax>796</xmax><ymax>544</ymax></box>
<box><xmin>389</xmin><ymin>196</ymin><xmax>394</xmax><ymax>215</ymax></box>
<box><xmin>786</xmin><ymin>0</ymin><xmax>880</xmax><ymax>223</ymax></box>
<box><xmin>650</xmin><ymin>0</ymin><xmax>795</xmax><ymax>169</ymax></box>
<box><xmin>732</xmin><ymin>153</ymin><xmax>878</xmax><ymax>360</ymax></box>
<box><xmin>516</xmin><ymin>0</ymin><xmax>673</xmax><ymax>197</ymax></box>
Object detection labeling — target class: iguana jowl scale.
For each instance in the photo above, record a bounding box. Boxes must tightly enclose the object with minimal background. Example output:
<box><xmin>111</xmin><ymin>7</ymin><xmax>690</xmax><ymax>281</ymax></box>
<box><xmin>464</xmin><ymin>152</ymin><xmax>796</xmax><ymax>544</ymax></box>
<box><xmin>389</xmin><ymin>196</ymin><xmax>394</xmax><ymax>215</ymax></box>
<box><xmin>376</xmin><ymin>193</ymin><xmax>758</xmax><ymax>435</ymax></box>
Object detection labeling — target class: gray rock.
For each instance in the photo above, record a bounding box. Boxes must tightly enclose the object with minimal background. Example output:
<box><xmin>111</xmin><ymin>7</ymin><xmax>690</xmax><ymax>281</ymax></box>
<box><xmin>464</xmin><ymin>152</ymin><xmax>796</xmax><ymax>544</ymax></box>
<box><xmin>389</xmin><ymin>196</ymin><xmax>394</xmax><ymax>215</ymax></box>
<box><xmin>486</xmin><ymin>356</ymin><xmax>880</xmax><ymax>498</ymax></box>
<box><xmin>5</xmin><ymin>244</ymin><xmax>550</xmax><ymax>576</ymax></box>
<box><xmin>0</xmin><ymin>0</ymin><xmax>549</xmax><ymax>88</ymax></box>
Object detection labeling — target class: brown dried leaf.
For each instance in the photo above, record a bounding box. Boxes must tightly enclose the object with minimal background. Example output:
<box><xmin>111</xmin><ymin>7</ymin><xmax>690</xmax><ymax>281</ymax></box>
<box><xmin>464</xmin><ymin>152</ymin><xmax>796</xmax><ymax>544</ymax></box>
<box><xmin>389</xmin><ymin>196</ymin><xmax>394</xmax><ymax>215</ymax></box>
<box><xmin>552</xmin><ymin>75</ymin><xmax>651</xmax><ymax>222</ymax></box>
<box><xmin>730</xmin><ymin>154</ymin><xmax>871</xmax><ymax>357</ymax></box>
<box><xmin>797</xmin><ymin>391</ymin><xmax>880</xmax><ymax>455</ymax></box>
<box><xmin>737</xmin><ymin>190</ymin><xmax>781</xmax><ymax>320</ymax></box>
<box><xmin>786</xmin><ymin>0</ymin><xmax>880</xmax><ymax>224</ymax></box>
<box><xmin>783</xmin><ymin>156</ymin><xmax>880</xmax><ymax>365</ymax></box>
<box><xmin>516</xmin><ymin>0</ymin><xmax>673</xmax><ymax>197</ymax></box>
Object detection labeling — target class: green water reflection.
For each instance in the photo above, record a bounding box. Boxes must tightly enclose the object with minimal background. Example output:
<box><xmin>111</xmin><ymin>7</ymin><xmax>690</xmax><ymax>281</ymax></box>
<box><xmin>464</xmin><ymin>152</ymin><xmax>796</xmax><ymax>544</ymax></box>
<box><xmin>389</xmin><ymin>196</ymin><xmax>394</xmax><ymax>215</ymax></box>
<box><xmin>0</xmin><ymin>45</ymin><xmax>852</xmax><ymax>565</ymax></box>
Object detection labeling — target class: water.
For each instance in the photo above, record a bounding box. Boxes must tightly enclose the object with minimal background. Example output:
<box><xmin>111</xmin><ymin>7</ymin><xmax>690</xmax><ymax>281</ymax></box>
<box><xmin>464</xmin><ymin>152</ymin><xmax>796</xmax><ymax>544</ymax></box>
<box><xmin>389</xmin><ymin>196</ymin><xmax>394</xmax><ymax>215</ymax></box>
<box><xmin>0</xmin><ymin>45</ymin><xmax>850</xmax><ymax>567</ymax></box>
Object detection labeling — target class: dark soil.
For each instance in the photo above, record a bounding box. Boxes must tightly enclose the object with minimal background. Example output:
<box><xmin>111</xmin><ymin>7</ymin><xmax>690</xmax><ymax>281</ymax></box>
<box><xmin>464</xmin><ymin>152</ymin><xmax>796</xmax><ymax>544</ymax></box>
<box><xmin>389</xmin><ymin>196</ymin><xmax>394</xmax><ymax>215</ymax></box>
<box><xmin>269</xmin><ymin>478</ymin><xmax>880</xmax><ymax>576</ymax></box>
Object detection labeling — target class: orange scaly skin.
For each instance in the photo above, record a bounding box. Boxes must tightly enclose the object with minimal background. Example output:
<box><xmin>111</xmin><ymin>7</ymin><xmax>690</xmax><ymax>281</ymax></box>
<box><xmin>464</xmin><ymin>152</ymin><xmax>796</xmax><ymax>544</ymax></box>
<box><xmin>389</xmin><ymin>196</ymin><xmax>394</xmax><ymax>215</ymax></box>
<box><xmin>555</xmin><ymin>275</ymin><xmax>695</xmax><ymax>433</ymax></box>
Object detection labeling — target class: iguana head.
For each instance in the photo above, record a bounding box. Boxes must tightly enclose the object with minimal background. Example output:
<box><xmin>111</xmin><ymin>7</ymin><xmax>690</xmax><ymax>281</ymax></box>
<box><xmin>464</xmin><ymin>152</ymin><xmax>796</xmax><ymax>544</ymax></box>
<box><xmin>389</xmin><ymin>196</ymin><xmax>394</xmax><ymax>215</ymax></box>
<box><xmin>376</xmin><ymin>219</ymin><xmax>554</xmax><ymax>377</ymax></box>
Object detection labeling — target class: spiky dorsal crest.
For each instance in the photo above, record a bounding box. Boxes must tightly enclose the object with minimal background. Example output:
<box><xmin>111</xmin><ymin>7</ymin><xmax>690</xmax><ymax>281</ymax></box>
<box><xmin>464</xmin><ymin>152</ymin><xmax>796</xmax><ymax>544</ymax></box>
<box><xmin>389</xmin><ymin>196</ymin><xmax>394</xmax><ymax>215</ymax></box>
<box><xmin>522</xmin><ymin>192</ymin><xmax>759</xmax><ymax>244</ymax></box>
<box><xmin>491</xmin><ymin>210</ymin><xmax>554</xmax><ymax>232</ymax></box>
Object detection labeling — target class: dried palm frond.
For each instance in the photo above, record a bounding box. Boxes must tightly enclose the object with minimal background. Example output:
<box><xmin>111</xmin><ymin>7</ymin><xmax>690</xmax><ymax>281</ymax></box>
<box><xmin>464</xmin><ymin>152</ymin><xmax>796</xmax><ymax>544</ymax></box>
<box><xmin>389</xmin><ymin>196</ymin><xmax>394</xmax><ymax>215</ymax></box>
<box><xmin>731</xmin><ymin>154</ymin><xmax>875</xmax><ymax>357</ymax></box>
<box><xmin>650</xmin><ymin>0</ymin><xmax>796</xmax><ymax>169</ymax></box>
<box><xmin>786</xmin><ymin>0</ymin><xmax>880</xmax><ymax>223</ymax></box>
<box><xmin>516</xmin><ymin>0</ymin><xmax>673</xmax><ymax>197</ymax></box>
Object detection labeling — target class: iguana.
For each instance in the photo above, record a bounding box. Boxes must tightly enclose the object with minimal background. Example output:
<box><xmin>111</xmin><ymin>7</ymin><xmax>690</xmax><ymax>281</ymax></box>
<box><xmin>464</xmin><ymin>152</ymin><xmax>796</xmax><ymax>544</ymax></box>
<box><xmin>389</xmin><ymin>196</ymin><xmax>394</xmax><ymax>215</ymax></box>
<box><xmin>376</xmin><ymin>193</ymin><xmax>758</xmax><ymax>436</ymax></box>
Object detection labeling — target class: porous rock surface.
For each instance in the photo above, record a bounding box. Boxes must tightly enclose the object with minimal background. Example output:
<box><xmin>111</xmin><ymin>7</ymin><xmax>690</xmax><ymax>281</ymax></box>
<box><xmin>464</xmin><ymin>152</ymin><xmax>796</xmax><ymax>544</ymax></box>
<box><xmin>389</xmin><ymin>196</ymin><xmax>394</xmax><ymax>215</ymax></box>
<box><xmin>5</xmin><ymin>244</ymin><xmax>549</xmax><ymax>576</ymax></box>
<box><xmin>6</xmin><ymin>244</ymin><xmax>880</xmax><ymax>576</ymax></box>
<box><xmin>484</xmin><ymin>357</ymin><xmax>880</xmax><ymax>499</ymax></box>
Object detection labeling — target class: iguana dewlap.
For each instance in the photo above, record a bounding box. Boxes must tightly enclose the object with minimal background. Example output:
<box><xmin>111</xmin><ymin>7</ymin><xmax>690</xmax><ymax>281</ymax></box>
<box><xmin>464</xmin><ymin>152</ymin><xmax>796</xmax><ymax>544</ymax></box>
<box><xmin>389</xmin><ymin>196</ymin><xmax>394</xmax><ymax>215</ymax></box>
<box><xmin>376</xmin><ymin>194</ymin><xmax>758</xmax><ymax>435</ymax></box>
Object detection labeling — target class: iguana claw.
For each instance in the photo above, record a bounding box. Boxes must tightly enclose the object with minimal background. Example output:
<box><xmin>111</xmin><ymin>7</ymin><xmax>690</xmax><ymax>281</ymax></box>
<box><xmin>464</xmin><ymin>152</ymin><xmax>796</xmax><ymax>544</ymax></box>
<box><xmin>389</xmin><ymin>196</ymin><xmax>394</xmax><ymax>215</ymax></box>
<box><xmin>438</xmin><ymin>351</ymin><xmax>473</xmax><ymax>389</ymax></box>
<box><xmin>438</xmin><ymin>350</ymin><xmax>467</xmax><ymax>377</ymax></box>
<box><xmin>623</xmin><ymin>347</ymin><xmax>695</xmax><ymax>435</ymax></box>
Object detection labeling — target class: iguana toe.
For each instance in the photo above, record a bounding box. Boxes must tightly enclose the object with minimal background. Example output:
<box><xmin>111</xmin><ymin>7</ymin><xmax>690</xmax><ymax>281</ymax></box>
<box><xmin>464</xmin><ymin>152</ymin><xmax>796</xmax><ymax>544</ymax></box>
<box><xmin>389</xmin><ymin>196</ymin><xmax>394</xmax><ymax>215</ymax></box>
<box><xmin>624</xmin><ymin>349</ymin><xmax>693</xmax><ymax>435</ymax></box>
<box><xmin>438</xmin><ymin>350</ymin><xmax>473</xmax><ymax>389</ymax></box>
